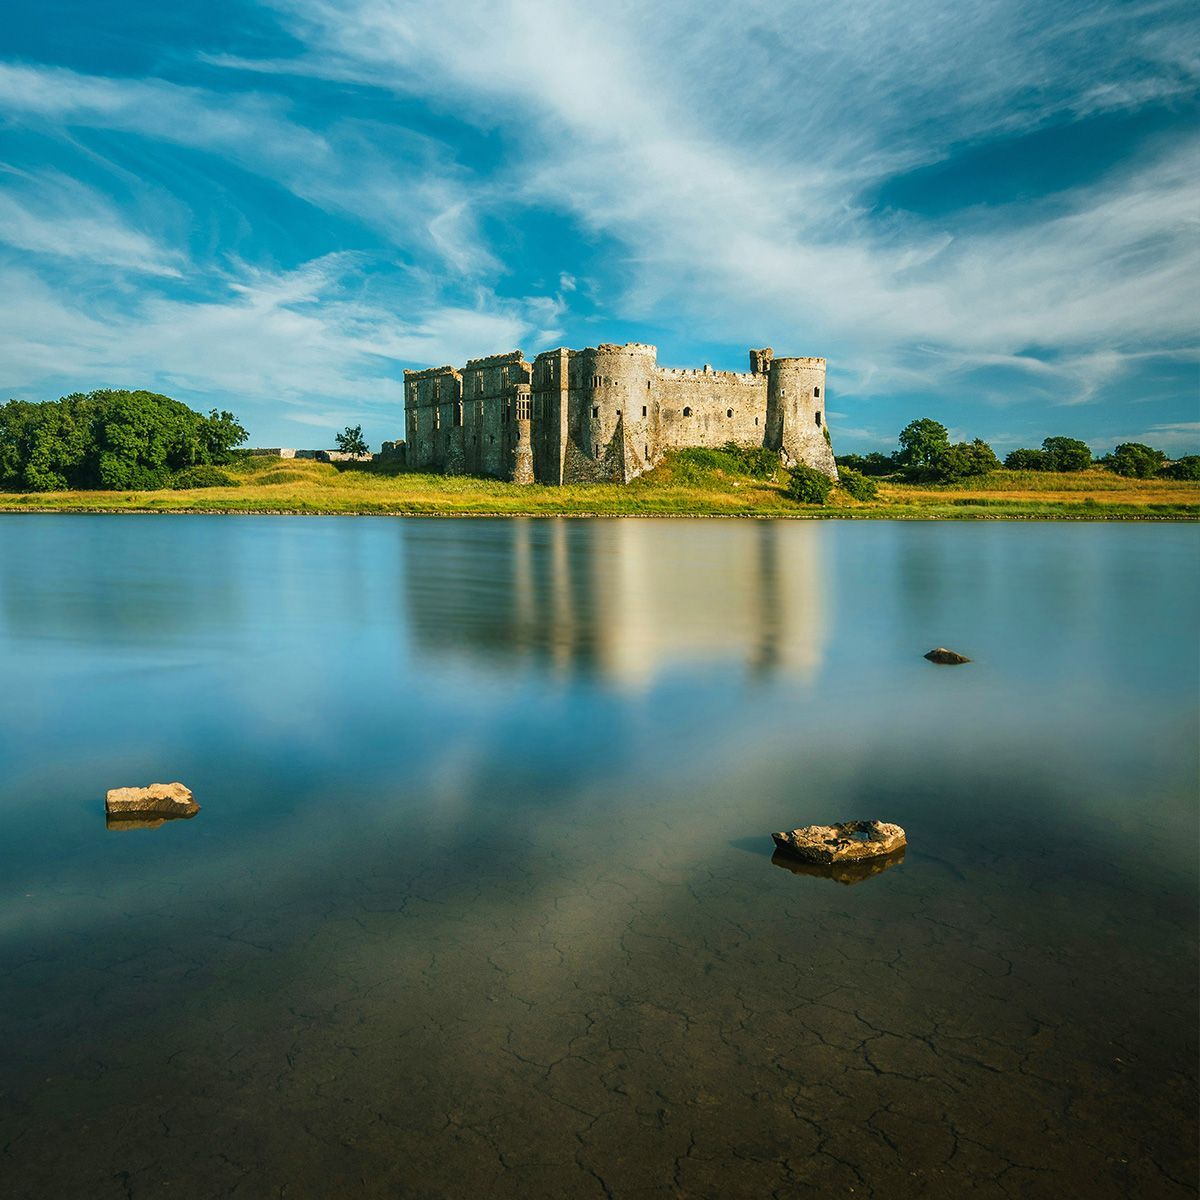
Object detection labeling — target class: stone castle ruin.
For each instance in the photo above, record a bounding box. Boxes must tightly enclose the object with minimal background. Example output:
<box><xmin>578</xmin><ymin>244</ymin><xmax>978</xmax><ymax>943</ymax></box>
<box><xmin>399</xmin><ymin>344</ymin><xmax>836</xmax><ymax>485</ymax></box>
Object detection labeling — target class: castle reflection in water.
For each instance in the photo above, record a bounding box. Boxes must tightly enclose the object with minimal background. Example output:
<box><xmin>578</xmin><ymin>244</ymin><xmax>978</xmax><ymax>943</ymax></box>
<box><xmin>401</xmin><ymin>519</ymin><xmax>827</xmax><ymax>687</ymax></box>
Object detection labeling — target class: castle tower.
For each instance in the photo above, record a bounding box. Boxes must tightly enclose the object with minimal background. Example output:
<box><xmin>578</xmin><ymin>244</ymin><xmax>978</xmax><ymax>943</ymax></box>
<box><xmin>765</xmin><ymin>357</ymin><xmax>837</xmax><ymax>478</ymax></box>
<box><xmin>586</xmin><ymin>343</ymin><xmax>658</xmax><ymax>481</ymax></box>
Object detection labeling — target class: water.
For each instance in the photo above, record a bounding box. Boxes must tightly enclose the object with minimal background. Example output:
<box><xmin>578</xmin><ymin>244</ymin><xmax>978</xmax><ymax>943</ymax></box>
<box><xmin>0</xmin><ymin>516</ymin><xmax>1196</xmax><ymax>1199</ymax></box>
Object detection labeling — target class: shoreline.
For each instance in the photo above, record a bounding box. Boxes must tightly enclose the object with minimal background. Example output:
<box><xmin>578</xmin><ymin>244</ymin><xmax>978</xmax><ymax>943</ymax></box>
<box><xmin>0</xmin><ymin>506</ymin><xmax>1195</xmax><ymax>521</ymax></box>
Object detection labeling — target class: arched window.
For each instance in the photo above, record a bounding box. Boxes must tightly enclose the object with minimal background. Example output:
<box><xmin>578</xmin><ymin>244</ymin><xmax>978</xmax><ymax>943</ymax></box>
<box><xmin>727</xmin><ymin>409</ymin><xmax>733</xmax><ymax>418</ymax></box>
<box><xmin>683</xmin><ymin>406</ymin><xmax>692</xmax><ymax>417</ymax></box>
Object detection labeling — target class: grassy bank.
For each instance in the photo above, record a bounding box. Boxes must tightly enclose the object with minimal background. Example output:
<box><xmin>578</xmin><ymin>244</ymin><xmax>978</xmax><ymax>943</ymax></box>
<box><xmin>0</xmin><ymin>452</ymin><xmax>1196</xmax><ymax>519</ymax></box>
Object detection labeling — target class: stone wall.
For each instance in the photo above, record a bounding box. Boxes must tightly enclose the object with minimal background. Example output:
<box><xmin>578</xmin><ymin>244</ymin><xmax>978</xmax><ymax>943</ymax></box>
<box><xmin>405</xmin><ymin>342</ymin><xmax>836</xmax><ymax>484</ymax></box>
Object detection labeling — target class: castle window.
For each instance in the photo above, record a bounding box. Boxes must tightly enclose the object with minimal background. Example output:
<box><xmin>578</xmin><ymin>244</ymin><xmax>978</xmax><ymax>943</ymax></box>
<box><xmin>814</xmin><ymin>387</ymin><xmax>821</xmax><ymax>398</ymax></box>
<box><xmin>433</xmin><ymin>407</ymin><xmax>441</xmax><ymax>431</ymax></box>
<box><xmin>616</xmin><ymin>409</ymin><xmax>621</xmax><ymax>418</ymax></box>
<box><xmin>755</xmin><ymin>417</ymin><xmax>759</xmax><ymax>426</ymax></box>
<box><xmin>644</xmin><ymin>444</ymin><xmax>649</xmax><ymax>459</ymax></box>
<box><xmin>646</xmin><ymin>380</ymin><xmax>651</xmax><ymax>390</ymax></box>
<box><xmin>815</xmin><ymin>411</ymin><xmax>822</xmax><ymax>427</ymax></box>
<box><xmin>727</xmin><ymin>409</ymin><xmax>733</xmax><ymax>418</ymax></box>
<box><xmin>683</xmin><ymin>407</ymin><xmax>692</xmax><ymax>417</ymax></box>
<box><xmin>434</xmin><ymin>380</ymin><xmax>441</xmax><ymax>400</ymax></box>
<box><xmin>454</xmin><ymin>403</ymin><xmax>463</xmax><ymax>428</ymax></box>
<box><xmin>477</xmin><ymin>376</ymin><xmax>483</xmax><ymax>395</ymax></box>
<box><xmin>642</xmin><ymin>406</ymin><xmax>647</xmax><ymax>417</ymax></box>
<box><xmin>592</xmin><ymin>406</ymin><xmax>599</xmax><ymax>419</ymax></box>
<box><xmin>409</xmin><ymin>385</ymin><xmax>416</xmax><ymax>402</ymax></box>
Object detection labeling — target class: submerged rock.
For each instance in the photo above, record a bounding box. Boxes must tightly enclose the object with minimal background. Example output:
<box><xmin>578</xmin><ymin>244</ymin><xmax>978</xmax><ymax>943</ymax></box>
<box><xmin>771</xmin><ymin>820</ymin><xmax>906</xmax><ymax>864</ymax></box>
<box><xmin>925</xmin><ymin>647</ymin><xmax>971</xmax><ymax>665</ymax></box>
<box><xmin>105</xmin><ymin>782</ymin><xmax>199</xmax><ymax>821</ymax></box>
<box><xmin>772</xmin><ymin>846</ymin><xmax>906</xmax><ymax>885</ymax></box>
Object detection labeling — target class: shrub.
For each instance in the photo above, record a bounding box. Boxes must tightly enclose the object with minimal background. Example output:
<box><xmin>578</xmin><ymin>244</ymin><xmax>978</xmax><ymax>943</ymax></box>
<box><xmin>838</xmin><ymin>467</ymin><xmax>877</xmax><ymax>501</ymax></box>
<box><xmin>171</xmin><ymin>465</ymin><xmax>237</xmax><ymax>489</ymax></box>
<box><xmin>1004</xmin><ymin>448</ymin><xmax>1049</xmax><ymax>471</ymax></box>
<box><xmin>1161</xmin><ymin>455</ymin><xmax>1200</xmax><ymax>481</ymax></box>
<box><xmin>1109</xmin><ymin>442</ymin><xmax>1166</xmax><ymax>478</ymax></box>
<box><xmin>785</xmin><ymin>464</ymin><xmax>834</xmax><ymax>504</ymax></box>
<box><xmin>720</xmin><ymin>442</ymin><xmax>780</xmax><ymax>479</ymax></box>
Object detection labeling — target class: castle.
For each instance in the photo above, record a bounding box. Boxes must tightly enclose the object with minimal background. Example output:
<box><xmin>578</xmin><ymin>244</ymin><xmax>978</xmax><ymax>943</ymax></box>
<box><xmin>396</xmin><ymin>344</ymin><xmax>836</xmax><ymax>485</ymax></box>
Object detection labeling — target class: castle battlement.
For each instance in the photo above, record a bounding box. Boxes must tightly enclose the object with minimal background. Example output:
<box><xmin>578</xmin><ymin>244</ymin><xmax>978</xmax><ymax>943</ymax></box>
<box><xmin>401</xmin><ymin>343</ymin><xmax>836</xmax><ymax>486</ymax></box>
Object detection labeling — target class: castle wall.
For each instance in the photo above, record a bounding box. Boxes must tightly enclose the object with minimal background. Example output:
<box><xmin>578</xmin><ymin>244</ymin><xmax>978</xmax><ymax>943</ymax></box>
<box><xmin>405</xmin><ymin>342</ymin><xmax>836</xmax><ymax>484</ymax></box>
<box><xmin>654</xmin><ymin>369</ymin><xmax>767</xmax><ymax>452</ymax></box>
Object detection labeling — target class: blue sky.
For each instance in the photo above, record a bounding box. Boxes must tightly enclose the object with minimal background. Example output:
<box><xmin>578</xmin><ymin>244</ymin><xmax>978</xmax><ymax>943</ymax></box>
<box><xmin>1</xmin><ymin>0</ymin><xmax>1197</xmax><ymax>454</ymax></box>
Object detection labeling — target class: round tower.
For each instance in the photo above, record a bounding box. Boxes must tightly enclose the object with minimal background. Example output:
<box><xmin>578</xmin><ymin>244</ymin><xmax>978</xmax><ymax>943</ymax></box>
<box><xmin>765</xmin><ymin>357</ymin><xmax>837</xmax><ymax>478</ymax></box>
<box><xmin>589</xmin><ymin>343</ymin><xmax>658</xmax><ymax>480</ymax></box>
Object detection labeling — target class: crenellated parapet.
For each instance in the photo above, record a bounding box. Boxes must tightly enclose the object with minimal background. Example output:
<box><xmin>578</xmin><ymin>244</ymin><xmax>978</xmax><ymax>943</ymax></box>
<box><xmin>403</xmin><ymin>341</ymin><xmax>836</xmax><ymax>484</ymax></box>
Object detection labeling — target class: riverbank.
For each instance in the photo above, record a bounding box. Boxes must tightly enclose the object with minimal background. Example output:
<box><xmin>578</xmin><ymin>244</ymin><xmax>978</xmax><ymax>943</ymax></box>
<box><xmin>0</xmin><ymin>453</ymin><xmax>1196</xmax><ymax>518</ymax></box>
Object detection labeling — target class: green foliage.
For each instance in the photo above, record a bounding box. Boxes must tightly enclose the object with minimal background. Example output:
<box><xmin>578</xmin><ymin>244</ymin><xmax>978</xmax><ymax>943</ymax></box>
<box><xmin>1108</xmin><ymin>442</ymin><xmax>1167</xmax><ymax>478</ymax></box>
<box><xmin>838</xmin><ymin>467</ymin><xmax>877</xmax><ymax>501</ymax></box>
<box><xmin>837</xmin><ymin>452</ymin><xmax>896</xmax><ymax>476</ymax></box>
<box><xmin>785</xmin><ymin>463</ymin><xmax>833</xmax><ymax>504</ymax></box>
<box><xmin>670</xmin><ymin>444</ymin><xmax>780</xmax><ymax>484</ymax></box>
<box><xmin>0</xmin><ymin>390</ymin><xmax>247</xmax><ymax>492</ymax></box>
<box><xmin>335</xmin><ymin>424</ymin><xmax>369</xmax><ymax>456</ymax></box>
<box><xmin>172</xmin><ymin>465</ymin><xmax>237</xmax><ymax>489</ymax></box>
<box><xmin>928</xmin><ymin>439</ymin><xmax>1001</xmax><ymax>482</ymax></box>
<box><xmin>898</xmin><ymin>418</ymin><xmax>951</xmax><ymax>473</ymax></box>
<box><xmin>1162</xmin><ymin>455</ymin><xmax>1200</xmax><ymax>481</ymax></box>
<box><xmin>1004</xmin><ymin>448</ymin><xmax>1049</xmax><ymax>471</ymax></box>
<box><xmin>1041</xmin><ymin>436</ymin><xmax>1092</xmax><ymax>472</ymax></box>
<box><xmin>719</xmin><ymin>442</ymin><xmax>780</xmax><ymax>479</ymax></box>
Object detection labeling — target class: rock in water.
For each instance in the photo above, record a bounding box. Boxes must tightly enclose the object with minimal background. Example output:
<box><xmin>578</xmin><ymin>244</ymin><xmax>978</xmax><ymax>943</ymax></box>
<box><xmin>925</xmin><ymin>647</ymin><xmax>970</xmax><ymax>665</ymax></box>
<box><xmin>105</xmin><ymin>782</ymin><xmax>199</xmax><ymax>820</ymax></box>
<box><xmin>772</xmin><ymin>820</ymin><xmax>906</xmax><ymax>864</ymax></box>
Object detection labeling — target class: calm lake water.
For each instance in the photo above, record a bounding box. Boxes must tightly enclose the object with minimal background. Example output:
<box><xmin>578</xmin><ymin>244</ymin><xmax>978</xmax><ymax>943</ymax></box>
<box><xmin>0</xmin><ymin>516</ymin><xmax>1196</xmax><ymax>1199</ymax></box>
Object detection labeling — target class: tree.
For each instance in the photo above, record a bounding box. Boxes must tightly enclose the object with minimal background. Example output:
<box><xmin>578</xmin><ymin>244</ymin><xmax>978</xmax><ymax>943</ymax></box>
<box><xmin>785</xmin><ymin>463</ymin><xmax>833</xmax><ymax>504</ymax></box>
<box><xmin>0</xmin><ymin>390</ymin><xmax>247</xmax><ymax>492</ymax></box>
<box><xmin>1162</xmin><ymin>455</ymin><xmax>1200</xmax><ymax>481</ymax></box>
<box><xmin>928</xmin><ymin>439</ymin><xmax>1000</xmax><ymax>482</ymax></box>
<box><xmin>897</xmin><ymin>418</ymin><xmax>950</xmax><ymax>474</ymax></box>
<box><xmin>1041</xmin><ymin>437</ymin><xmax>1092</xmax><ymax>472</ymax></box>
<box><xmin>335</xmin><ymin>425</ymin><xmax>369</xmax><ymax>457</ymax></box>
<box><xmin>1005</xmin><ymin>448</ymin><xmax>1049</xmax><ymax>471</ymax></box>
<box><xmin>1109</xmin><ymin>442</ymin><xmax>1166</xmax><ymax>478</ymax></box>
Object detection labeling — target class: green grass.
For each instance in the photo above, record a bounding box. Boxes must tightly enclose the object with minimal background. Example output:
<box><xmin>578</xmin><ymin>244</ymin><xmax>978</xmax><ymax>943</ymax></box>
<box><xmin>0</xmin><ymin>454</ymin><xmax>1196</xmax><ymax>519</ymax></box>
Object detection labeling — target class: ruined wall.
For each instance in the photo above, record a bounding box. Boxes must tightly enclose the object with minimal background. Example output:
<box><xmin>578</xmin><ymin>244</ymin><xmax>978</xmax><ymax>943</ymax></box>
<box><xmin>654</xmin><ymin>369</ymin><xmax>767</xmax><ymax>453</ymax></box>
<box><xmin>405</xmin><ymin>341</ymin><xmax>837</xmax><ymax>485</ymax></box>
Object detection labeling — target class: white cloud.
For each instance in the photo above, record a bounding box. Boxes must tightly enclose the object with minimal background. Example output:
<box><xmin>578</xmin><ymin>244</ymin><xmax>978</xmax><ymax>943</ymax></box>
<box><xmin>257</xmin><ymin>0</ymin><xmax>1200</xmax><ymax>405</ymax></box>
<box><xmin>0</xmin><ymin>168</ymin><xmax>184</xmax><ymax>276</ymax></box>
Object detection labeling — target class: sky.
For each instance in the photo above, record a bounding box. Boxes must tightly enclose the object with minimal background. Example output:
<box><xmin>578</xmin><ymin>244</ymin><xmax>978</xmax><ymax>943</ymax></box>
<box><xmin>0</xmin><ymin>0</ymin><xmax>1197</xmax><ymax>455</ymax></box>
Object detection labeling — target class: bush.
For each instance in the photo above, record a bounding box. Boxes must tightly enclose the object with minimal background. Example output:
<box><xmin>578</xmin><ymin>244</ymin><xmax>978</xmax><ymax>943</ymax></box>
<box><xmin>1161</xmin><ymin>455</ymin><xmax>1200</xmax><ymax>481</ymax></box>
<box><xmin>720</xmin><ymin>442</ymin><xmax>781</xmax><ymax>480</ymax></box>
<box><xmin>1004</xmin><ymin>448</ymin><xmax>1049</xmax><ymax>471</ymax></box>
<box><xmin>785</xmin><ymin>464</ymin><xmax>834</xmax><ymax>504</ymax></box>
<box><xmin>171</xmin><ymin>465</ymin><xmax>237</xmax><ymax>489</ymax></box>
<box><xmin>838</xmin><ymin>467</ymin><xmax>877</xmax><ymax>501</ymax></box>
<box><xmin>920</xmin><ymin>439</ymin><xmax>1000</xmax><ymax>483</ymax></box>
<box><xmin>1109</xmin><ymin>442</ymin><xmax>1166</xmax><ymax>478</ymax></box>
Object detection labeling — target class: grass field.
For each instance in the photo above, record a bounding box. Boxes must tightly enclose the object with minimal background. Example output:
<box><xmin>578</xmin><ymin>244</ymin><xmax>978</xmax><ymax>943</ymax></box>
<box><xmin>0</xmin><ymin>452</ymin><xmax>1196</xmax><ymax>519</ymax></box>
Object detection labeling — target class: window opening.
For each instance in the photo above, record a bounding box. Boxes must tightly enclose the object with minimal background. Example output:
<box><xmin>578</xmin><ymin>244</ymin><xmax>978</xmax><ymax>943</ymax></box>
<box><xmin>642</xmin><ymin>405</ymin><xmax>647</xmax><ymax>417</ymax></box>
<box><xmin>683</xmin><ymin>406</ymin><xmax>692</xmax><ymax>417</ymax></box>
<box><xmin>727</xmin><ymin>409</ymin><xmax>734</xmax><ymax>418</ymax></box>
<box><xmin>814</xmin><ymin>386</ymin><xmax>820</xmax><ymax>398</ymax></box>
<box><xmin>592</xmin><ymin>406</ymin><xmax>599</xmax><ymax>419</ymax></box>
<box><xmin>815</xmin><ymin>411</ymin><xmax>822</xmax><ymax>427</ymax></box>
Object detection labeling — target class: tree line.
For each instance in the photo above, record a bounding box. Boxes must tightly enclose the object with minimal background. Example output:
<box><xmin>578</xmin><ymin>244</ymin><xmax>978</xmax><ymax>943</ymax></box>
<box><xmin>0</xmin><ymin>391</ymin><xmax>247</xmax><ymax>491</ymax></box>
<box><xmin>836</xmin><ymin>419</ymin><xmax>1199</xmax><ymax>484</ymax></box>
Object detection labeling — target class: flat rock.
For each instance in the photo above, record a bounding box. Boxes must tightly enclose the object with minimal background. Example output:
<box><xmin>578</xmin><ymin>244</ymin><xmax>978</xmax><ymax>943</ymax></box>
<box><xmin>105</xmin><ymin>782</ymin><xmax>199</xmax><ymax>820</ymax></box>
<box><xmin>772</xmin><ymin>820</ymin><xmax>906</xmax><ymax>864</ymax></box>
<box><xmin>925</xmin><ymin>647</ymin><xmax>971</xmax><ymax>665</ymax></box>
